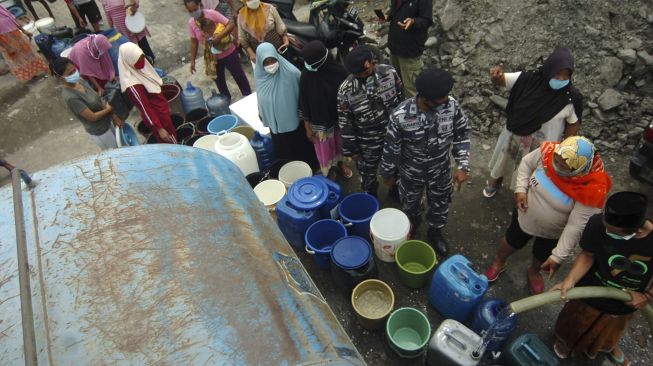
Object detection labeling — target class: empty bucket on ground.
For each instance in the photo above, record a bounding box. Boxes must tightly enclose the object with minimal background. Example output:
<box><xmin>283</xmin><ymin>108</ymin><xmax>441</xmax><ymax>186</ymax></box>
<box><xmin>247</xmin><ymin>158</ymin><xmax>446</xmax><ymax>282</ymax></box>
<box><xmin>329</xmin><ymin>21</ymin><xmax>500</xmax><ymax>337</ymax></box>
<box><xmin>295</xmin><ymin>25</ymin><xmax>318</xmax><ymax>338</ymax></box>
<box><xmin>279</xmin><ymin>161</ymin><xmax>313</xmax><ymax>187</ymax></box>
<box><xmin>386</xmin><ymin>307</ymin><xmax>431</xmax><ymax>359</ymax></box>
<box><xmin>395</xmin><ymin>240</ymin><xmax>437</xmax><ymax>289</ymax></box>
<box><xmin>370</xmin><ymin>208</ymin><xmax>411</xmax><ymax>262</ymax></box>
<box><xmin>338</xmin><ymin>193</ymin><xmax>379</xmax><ymax>238</ymax></box>
<box><xmin>305</xmin><ymin>219</ymin><xmax>347</xmax><ymax>270</ymax></box>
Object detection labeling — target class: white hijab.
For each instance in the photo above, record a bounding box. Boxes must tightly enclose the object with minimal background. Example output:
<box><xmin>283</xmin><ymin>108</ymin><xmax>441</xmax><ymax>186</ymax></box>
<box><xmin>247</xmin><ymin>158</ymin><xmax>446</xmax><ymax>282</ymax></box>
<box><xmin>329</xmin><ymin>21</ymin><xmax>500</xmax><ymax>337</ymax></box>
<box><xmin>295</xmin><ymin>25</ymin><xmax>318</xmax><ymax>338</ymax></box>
<box><xmin>117</xmin><ymin>42</ymin><xmax>162</xmax><ymax>93</ymax></box>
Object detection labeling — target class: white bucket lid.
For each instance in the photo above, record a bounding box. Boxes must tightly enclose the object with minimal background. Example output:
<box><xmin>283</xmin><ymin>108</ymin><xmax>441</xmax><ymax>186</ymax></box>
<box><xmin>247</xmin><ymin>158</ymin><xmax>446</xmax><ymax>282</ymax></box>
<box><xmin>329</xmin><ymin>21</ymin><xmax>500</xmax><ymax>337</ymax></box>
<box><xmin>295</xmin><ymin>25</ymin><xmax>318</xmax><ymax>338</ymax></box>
<box><xmin>192</xmin><ymin>135</ymin><xmax>219</xmax><ymax>152</ymax></box>
<box><xmin>370</xmin><ymin>208</ymin><xmax>410</xmax><ymax>240</ymax></box>
<box><xmin>34</xmin><ymin>17</ymin><xmax>55</xmax><ymax>31</ymax></box>
<box><xmin>125</xmin><ymin>11</ymin><xmax>146</xmax><ymax>33</ymax></box>
<box><xmin>278</xmin><ymin>161</ymin><xmax>312</xmax><ymax>187</ymax></box>
<box><xmin>253</xmin><ymin>180</ymin><xmax>286</xmax><ymax>207</ymax></box>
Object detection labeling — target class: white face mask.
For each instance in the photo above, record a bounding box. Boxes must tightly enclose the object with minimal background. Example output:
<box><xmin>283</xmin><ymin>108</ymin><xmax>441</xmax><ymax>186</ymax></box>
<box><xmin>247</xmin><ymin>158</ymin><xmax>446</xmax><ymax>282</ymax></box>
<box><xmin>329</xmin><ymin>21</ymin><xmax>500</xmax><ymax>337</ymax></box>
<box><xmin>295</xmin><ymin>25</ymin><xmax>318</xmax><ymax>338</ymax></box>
<box><xmin>246</xmin><ymin>0</ymin><xmax>260</xmax><ymax>9</ymax></box>
<box><xmin>264</xmin><ymin>62</ymin><xmax>279</xmax><ymax>74</ymax></box>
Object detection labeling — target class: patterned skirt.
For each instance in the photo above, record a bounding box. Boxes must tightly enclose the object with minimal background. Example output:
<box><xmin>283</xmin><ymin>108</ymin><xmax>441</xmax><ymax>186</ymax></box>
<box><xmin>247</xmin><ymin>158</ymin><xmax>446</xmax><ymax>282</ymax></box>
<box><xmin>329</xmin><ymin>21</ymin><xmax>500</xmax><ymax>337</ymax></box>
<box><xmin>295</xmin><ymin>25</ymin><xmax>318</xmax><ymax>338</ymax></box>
<box><xmin>0</xmin><ymin>30</ymin><xmax>49</xmax><ymax>81</ymax></box>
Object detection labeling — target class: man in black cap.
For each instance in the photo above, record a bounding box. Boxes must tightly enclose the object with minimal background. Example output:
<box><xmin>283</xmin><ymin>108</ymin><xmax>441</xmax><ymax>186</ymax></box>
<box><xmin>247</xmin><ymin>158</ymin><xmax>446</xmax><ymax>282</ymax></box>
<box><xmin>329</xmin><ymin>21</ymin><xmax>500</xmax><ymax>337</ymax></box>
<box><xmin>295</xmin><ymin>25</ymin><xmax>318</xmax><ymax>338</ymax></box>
<box><xmin>337</xmin><ymin>46</ymin><xmax>404</xmax><ymax>196</ymax></box>
<box><xmin>384</xmin><ymin>0</ymin><xmax>433</xmax><ymax>97</ymax></box>
<box><xmin>552</xmin><ymin>191</ymin><xmax>652</xmax><ymax>365</ymax></box>
<box><xmin>381</xmin><ymin>68</ymin><xmax>471</xmax><ymax>255</ymax></box>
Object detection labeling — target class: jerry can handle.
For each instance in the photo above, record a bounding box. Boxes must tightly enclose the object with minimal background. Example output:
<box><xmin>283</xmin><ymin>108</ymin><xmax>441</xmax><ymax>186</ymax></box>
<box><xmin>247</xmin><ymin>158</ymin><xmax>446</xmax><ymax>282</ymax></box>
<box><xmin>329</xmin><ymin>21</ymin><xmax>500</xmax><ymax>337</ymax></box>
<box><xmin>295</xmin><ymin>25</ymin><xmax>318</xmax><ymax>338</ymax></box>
<box><xmin>450</xmin><ymin>263</ymin><xmax>469</xmax><ymax>283</ymax></box>
<box><xmin>522</xmin><ymin>344</ymin><xmax>541</xmax><ymax>362</ymax></box>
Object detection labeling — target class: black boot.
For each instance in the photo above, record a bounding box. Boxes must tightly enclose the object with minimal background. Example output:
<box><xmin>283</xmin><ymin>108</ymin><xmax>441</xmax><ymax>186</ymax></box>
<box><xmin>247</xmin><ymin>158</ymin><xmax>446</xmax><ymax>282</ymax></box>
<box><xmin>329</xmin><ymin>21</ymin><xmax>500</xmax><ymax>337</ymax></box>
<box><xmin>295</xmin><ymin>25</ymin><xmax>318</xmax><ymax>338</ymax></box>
<box><xmin>427</xmin><ymin>227</ymin><xmax>449</xmax><ymax>257</ymax></box>
<box><xmin>388</xmin><ymin>183</ymin><xmax>400</xmax><ymax>201</ymax></box>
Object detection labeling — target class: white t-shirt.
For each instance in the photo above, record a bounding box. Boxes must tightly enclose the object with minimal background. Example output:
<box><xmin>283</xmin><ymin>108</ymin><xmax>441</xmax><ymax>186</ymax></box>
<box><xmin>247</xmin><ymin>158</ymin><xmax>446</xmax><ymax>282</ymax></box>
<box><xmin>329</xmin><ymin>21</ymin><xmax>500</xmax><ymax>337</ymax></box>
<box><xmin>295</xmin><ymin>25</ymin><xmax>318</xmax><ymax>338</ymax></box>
<box><xmin>505</xmin><ymin>72</ymin><xmax>578</xmax><ymax>141</ymax></box>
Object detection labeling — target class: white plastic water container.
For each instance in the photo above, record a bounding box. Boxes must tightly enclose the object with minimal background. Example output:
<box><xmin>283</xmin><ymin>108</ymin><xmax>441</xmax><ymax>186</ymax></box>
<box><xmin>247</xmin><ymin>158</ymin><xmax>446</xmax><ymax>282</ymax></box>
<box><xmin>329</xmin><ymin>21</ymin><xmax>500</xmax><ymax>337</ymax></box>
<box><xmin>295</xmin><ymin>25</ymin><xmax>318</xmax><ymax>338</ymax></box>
<box><xmin>370</xmin><ymin>208</ymin><xmax>410</xmax><ymax>262</ymax></box>
<box><xmin>34</xmin><ymin>17</ymin><xmax>56</xmax><ymax>34</ymax></box>
<box><xmin>278</xmin><ymin>161</ymin><xmax>312</xmax><ymax>187</ymax></box>
<box><xmin>427</xmin><ymin>319</ymin><xmax>482</xmax><ymax>366</ymax></box>
<box><xmin>214</xmin><ymin>132</ymin><xmax>259</xmax><ymax>176</ymax></box>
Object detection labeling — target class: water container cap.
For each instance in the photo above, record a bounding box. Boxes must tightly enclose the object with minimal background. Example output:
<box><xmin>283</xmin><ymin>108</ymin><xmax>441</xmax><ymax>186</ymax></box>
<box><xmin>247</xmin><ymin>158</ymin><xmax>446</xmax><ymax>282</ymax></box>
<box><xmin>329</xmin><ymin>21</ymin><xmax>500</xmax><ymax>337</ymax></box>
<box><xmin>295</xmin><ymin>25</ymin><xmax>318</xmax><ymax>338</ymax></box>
<box><xmin>186</xmin><ymin>81</ymin><xmax>195</xmax><ymax>90</ymax></box>
<box><xmin>287</xmin><ymin>177</ymin><xmax>328</xmax><ymax>210</ymax></box>
<box><xmin>331</xmin><ymin>236</ymin><xmax>371</xmax><ymax>270</ymax></box>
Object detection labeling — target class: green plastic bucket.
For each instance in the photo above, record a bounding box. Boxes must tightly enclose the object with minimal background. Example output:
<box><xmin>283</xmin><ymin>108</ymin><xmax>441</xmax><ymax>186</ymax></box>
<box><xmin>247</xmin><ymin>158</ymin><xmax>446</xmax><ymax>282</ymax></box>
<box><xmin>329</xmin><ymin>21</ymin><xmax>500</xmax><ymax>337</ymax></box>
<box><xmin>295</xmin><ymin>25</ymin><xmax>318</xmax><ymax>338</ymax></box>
<box><xmin>386</xmin><ymin>307</ymin><xmax>431</xmax><ymax>358</ymax></box>
<box><xmin>395</xmin><ymin>240</ymin><xmax>437</xmax><ymax>289</ymax></box>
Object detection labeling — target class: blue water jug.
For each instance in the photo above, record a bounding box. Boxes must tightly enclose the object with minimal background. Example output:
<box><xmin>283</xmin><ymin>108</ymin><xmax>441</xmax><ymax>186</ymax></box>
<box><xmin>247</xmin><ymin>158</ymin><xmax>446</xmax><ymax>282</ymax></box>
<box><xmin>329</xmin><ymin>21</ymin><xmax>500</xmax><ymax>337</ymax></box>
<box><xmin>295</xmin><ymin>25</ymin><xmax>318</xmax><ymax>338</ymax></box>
<box><xmin>251</xmin><ymin>131</ymin><xmax>274</xmax><ymax>172</ymax></box>
<box><xmin>206</xmin><ymin>89</ymin><xmax>231</xmax><ymax>117</ymax></box>
<box><xmin>182</xmin><ymin>81</ymin><xmax>206</xmax><ymax>113</ymax></box>
<box><xmin>101</xmin><ymin>28</ymin><xmax>128</xmax><ymax>75</ymax></box>
<box><xmin>50</xmin><ymin>38</ymin><xmax>67</xmax><ymax>57</ymax></box>
<box><xmin>311</xmin><ymin>175</ymin><xmax>342</xmax><ymax>219</ymax></box>
<box><xmin>276</xmin><ymin>195</ymin><xmax>321</xmax><ymax>249</ymax></box>
<box><xmin>500</xmin><ymin>333</ymin><xmax>559</xmax><ymax>366</ymax></box>
<box><xmin>470</xmin><ymin>298</ymin><xmax>517</xmax><ymax>353</ymax></box>
<box><xmin>429</xmin><ymin>254</ymin><xmax>488</xmax><ymax>322</ymax></box>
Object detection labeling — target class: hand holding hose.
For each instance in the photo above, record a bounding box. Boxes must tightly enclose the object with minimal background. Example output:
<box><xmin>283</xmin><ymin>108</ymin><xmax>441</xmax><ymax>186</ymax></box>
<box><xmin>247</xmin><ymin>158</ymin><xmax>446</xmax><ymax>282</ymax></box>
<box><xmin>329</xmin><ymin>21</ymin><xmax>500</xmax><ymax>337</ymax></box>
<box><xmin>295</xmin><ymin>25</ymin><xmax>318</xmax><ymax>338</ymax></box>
<box><xmin>551</xmin><ymin>277</ymin><xmax>575</xmax><ymax>301</ymax></box>
<box><xmin>625</xmin><ymin>290</ymin><xmax>651</xmax><ymax>310</ymax></box>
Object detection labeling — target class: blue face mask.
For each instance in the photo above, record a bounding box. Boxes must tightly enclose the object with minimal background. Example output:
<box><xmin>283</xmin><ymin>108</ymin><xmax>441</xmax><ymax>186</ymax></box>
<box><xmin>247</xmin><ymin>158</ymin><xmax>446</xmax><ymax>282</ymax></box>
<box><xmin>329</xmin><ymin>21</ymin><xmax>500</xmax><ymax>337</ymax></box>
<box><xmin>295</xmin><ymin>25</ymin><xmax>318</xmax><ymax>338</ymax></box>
<box><xmin>549</xmin><ymin>78</ymin><xmax>570</xmax><ymax>90</ymax></box>
<box><xmin>64</xmin><ymin>70</ymin><xmax>80</xmax><ymax>84</ymax></box>
<box><xmin>606</xmin><ymin>229</ymin><xmax>637</xmax><ymax>241</ymax></box>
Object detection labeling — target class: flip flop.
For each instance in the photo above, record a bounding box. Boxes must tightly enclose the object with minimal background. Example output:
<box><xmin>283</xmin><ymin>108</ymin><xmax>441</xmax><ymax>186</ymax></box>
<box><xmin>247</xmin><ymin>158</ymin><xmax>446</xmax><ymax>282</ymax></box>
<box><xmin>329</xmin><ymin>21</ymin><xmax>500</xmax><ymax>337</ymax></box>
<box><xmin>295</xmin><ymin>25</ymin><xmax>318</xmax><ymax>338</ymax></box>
<box><xmin>607</xmin><ymin>348</ymin><xmax>630</xmax><ymax>366</ymax></box>
<box><xmin>553</xmin><ymin>341</ymin><xmax>569</xmax><ymax>359</ymax></box>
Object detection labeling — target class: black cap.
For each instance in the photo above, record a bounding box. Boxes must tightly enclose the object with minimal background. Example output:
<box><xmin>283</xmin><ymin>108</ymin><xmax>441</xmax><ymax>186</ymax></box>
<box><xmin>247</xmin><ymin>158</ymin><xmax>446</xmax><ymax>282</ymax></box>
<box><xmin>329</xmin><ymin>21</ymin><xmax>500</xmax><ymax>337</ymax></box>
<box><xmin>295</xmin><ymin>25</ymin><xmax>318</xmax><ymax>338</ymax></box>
<box><xmin>415</xmin><ymin>68</ymin><xmax>454</xmax><ymax>99</ymax></box>
<box><xmin>345</xmin><ymin>46</ymin><xmax>373</xmax><ymax>74</ymax></box>
<box><xmin>605</xmin><ymin>191</ymin><xmax>649</xmax><ymax>229</ymax></box>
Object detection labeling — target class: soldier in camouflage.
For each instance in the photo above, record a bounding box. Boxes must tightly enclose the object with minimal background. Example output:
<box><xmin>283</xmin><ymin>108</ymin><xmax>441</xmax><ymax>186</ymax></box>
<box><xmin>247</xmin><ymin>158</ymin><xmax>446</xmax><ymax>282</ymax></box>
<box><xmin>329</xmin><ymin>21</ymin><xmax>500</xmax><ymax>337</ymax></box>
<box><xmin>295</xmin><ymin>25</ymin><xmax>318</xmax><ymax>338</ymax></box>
<box><xmin>337</xmin><ymin>47</ymin><xmax>404</xmax><ymax>196</ymax></box>
<box><xmin>381</xmin><ymin>68</ymin><xmax>471</xmax><ymax>256</ymax></box>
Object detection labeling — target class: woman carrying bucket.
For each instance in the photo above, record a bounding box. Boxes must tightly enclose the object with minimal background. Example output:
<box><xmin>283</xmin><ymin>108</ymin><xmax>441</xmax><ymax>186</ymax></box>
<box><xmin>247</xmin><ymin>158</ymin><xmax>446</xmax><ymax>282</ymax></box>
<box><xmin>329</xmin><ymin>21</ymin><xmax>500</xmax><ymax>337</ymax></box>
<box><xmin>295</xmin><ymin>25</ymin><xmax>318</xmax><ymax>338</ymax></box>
<box><xmin>118</xmin><ymin>42</ymin><xmax>177</xmax><ymax>143</ymax></box>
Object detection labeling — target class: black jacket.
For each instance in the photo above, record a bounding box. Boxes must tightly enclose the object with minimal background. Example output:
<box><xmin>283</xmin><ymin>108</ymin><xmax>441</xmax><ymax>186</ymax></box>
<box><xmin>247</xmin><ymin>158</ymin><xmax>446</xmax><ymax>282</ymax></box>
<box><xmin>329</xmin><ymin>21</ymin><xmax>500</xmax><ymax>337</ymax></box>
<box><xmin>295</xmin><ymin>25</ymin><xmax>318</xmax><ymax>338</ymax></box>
<box><xmin>388</xmin><ymin>0</ymin><xmax>433</xmax><ymax>58</ymax></box>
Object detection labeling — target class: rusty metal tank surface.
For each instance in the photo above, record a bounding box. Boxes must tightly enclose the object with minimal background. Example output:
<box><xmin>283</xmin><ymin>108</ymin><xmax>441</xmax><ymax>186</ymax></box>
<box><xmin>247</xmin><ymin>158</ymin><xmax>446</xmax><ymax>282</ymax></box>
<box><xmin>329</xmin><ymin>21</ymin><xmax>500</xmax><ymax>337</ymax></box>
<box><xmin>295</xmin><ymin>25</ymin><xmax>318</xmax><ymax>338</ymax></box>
<box><xmin>0</xmin><ymin>145</ymin><xmax>365</xmax><ymax>366</ymax></box>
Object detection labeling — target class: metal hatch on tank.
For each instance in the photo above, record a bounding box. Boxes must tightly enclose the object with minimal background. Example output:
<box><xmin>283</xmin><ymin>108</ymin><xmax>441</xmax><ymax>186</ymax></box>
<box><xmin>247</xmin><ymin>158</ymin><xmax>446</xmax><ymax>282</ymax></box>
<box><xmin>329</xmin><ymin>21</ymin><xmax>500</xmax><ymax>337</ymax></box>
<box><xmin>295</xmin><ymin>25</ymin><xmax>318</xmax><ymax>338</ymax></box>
<box><xmin>0</xmin><ymin>145</ymin><xmax>364</xmax><ymax>365</ymax></box>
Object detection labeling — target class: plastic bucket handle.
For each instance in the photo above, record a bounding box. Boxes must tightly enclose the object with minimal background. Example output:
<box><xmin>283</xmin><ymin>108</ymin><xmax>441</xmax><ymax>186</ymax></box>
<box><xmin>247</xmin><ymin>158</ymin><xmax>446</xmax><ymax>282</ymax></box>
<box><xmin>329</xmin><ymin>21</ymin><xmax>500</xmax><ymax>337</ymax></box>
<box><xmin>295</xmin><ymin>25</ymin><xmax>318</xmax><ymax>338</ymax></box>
<box><xmin>305</xmin><ymin>245</ymin><xmax>316</xmax><ymax>255</ymax></box>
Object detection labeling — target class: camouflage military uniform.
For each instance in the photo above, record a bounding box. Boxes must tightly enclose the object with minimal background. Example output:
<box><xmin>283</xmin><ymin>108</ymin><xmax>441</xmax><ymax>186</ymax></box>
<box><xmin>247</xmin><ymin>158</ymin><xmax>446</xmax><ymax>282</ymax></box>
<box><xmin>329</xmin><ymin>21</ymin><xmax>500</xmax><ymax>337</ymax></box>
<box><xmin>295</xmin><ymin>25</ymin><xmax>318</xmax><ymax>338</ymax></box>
<box><xmin>337</xmin><ymin>64</ymin><xmax>404</xmax><ymax>194</ymax></box>
<box><xmin>381</xmin><ymin>97</ymin><xmax>471</xmax><ymax>229</ymax></box>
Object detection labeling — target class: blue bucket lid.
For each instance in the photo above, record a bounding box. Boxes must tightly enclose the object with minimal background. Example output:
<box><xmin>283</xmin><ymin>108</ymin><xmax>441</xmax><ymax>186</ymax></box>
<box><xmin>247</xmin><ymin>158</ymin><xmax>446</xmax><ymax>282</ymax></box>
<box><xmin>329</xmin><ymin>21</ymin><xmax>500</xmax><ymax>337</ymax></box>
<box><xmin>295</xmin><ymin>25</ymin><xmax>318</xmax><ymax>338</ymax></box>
<box><xmin>287</xmin><ymin>177</ymin><xmax>328</xmax><ymax>210</ymax></box>
<box><xmin>331</xmin><ymin>236</ymin><xmax>372</xmax><ymax>270</ymax></box>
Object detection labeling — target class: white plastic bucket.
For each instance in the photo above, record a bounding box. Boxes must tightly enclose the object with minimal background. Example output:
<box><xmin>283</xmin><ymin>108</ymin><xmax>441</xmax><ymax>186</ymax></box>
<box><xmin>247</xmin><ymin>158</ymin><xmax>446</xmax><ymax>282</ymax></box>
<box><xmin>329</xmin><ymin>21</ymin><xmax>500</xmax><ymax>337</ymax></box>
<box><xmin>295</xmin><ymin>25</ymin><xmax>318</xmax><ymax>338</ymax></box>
<box><xmin>370</xmin><ymin>208</ymin><xmax>410</xmax><ymax>262</ymax></box>
<box><xmin>253</xmin><ymin>179</ymin><xmax>286</xmax><ymax>210</ymax></box>
<box><xmin>22</xmin><ymin>21</ymin><xmax>38</xmax><ymax>35</ymax></box>
<box><xmin>192</xmin><ymin>135</ymin><xmax>219</xmax><ymax>152</ymax></box>
<box><xmin>278</xmin><ymin>161</ymin><xmax>312</xmax><ymax>187</ymax></box>
<box><xmin>34</xmin><ymin>17</ymin><xmax>56</xmax><ymax>34</ymax></box>
<box><xmin>214</xmin><ymin>132</ymin><xmax>259</xmax><ymax>176</ymax></box>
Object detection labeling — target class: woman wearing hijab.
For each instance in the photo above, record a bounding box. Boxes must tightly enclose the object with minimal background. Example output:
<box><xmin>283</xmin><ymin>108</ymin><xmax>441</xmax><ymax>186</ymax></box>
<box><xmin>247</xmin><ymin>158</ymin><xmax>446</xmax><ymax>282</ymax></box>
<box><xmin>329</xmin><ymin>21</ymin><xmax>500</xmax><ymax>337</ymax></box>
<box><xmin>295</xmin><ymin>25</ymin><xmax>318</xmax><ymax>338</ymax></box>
<box><xmin>255</xmin><ymin>42</ymin><xmax>317</xmax><ymax>167</ymax></box>
<box><xmin>238</xmin><ymin>0</ymin><xmax>288</xmax><ymax>63</ymax></box>
<box><xmin>484</xmin><ymin>136</ymin><xmax>611</xmax><ymax>295</ymax></box>
<box><xmin>552</xmin><ymin>191</ymin><xmax>651</xmax><ymax>366</ymax></box>
<box><xmin>68</xmin><ymin>34</ymin><xmax>116</xmax><ymax>95</ymax></box>
<box><xmin>483</xmin><ymin>47</ymin><xmax>584</xmax><ymax>198</ymax></box>
<box><xmin>51</xmin><ymin>57</ymin><xmax>123</xmax><ymax>150</ymax></box>
<box><xmin>101</xmin><ymin>0</ymin><xmax>156</xmax><ymax>62</ymax></box>
<box><xmin>118</xmin><ymin>42</ymin><xmax>177</xmax><ymax>144</ymax></box>
<box><xmin>0</xmin><ymin>6</ymin><xmax>48</xmax><ymax>82</ymax></box>
<box><xmin>299</xmin><ymin>41</ymin><xmax>352</xmax><ymax>179</ymax></box>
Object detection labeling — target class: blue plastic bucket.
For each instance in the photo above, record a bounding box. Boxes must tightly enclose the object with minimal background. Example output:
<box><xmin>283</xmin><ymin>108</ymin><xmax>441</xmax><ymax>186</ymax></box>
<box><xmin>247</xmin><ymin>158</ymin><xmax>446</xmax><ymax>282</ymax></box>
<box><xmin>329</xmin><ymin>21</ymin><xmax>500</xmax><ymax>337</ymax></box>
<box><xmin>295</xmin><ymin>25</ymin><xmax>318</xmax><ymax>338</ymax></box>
<box><xmin>338</xmin><ymin>193</ymin><xmax>379</xmax><ymax>237</ymax></box>
<box><xmin>207</xmin><ymin>114</ymin><xmax>238</xmax><ymax>134</ymax></box>
<box><xmin>305</xmin><ymin>219</ymin><xmax>347</xmax><ymax>270</ymax></box>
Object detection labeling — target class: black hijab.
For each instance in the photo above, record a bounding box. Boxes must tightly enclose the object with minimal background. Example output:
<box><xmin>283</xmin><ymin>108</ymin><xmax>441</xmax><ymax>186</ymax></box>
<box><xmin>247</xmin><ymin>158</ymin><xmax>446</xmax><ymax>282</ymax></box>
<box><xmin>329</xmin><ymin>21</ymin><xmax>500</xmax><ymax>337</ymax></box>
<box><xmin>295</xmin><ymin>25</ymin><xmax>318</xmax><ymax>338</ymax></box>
<box><xmin>299</xmin><ymin>41</ymin><xmax>348</xmax><ymax>132</ymax></box>
<box><xmin>505</xmin><ymin>47</ymin><xmax>583</xmax><ymax>136</ymax></box>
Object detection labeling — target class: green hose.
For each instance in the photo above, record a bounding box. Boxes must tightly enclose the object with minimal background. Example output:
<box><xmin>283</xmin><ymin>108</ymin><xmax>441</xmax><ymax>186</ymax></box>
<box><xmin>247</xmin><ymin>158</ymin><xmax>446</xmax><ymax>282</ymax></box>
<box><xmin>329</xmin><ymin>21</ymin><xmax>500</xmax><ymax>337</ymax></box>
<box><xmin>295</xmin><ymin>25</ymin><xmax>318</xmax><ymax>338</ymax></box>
<box><xmin>509</xmin><ymin>286</ymin><xmax>653</xmax><ymax>334</ymax></box>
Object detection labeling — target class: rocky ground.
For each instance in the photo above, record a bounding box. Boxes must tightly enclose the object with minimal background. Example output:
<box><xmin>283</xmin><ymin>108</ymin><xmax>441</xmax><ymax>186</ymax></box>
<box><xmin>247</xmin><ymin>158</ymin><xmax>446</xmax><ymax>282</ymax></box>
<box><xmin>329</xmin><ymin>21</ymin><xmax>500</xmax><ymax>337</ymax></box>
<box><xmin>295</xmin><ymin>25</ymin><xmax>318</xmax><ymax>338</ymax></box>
<box><xmin>369</xmin><ymin>0</ymin><xmax>653</xmax><ymax>152</ymax></box>
<box><xmin>0</xmin><ymin>0</ymin><xmax>652</xmax><ymax>365</ymax></box>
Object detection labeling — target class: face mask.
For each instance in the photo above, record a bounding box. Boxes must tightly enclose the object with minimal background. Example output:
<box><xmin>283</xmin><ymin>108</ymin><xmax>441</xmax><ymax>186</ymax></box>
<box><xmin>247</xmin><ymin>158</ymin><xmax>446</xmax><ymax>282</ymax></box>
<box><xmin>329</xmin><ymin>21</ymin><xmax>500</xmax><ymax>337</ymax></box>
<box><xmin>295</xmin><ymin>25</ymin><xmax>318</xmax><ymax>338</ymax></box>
<box><xmin>134</xmin><ymin>58</ymin><xmax>146</xmax><ymax>69</ymax></box>
<box><xmin>304</xmin><ymin>49</ymin><xmax>329</xmax><ymax>72</ymax></box>
<box><xmin>191</xmin><ymin>9</ymin><xmax>202</xmax><ymax>19</ymax></box>
<box><xmin>64</xmin><ymin>69</ymin><xmax>80</xmax><ymax>84</ymax></box>
<box><xmin>246</xmin><ymin>0</ymin><xmax>260</xmax><ymax>9</ymax></box>
<box><xmin>606</xmin><ymin>229</ymin><xmax>637</xmax><ymax>241</ymax></box>
<box><xmin>264</xmin><ymin>62</ymin><xmax>279</xmax><ymax>74</ymax></box>
<box><xmin>549</xmin><ymin>78</ymin><xmax>570</xmax><ymax>90</ymax></box>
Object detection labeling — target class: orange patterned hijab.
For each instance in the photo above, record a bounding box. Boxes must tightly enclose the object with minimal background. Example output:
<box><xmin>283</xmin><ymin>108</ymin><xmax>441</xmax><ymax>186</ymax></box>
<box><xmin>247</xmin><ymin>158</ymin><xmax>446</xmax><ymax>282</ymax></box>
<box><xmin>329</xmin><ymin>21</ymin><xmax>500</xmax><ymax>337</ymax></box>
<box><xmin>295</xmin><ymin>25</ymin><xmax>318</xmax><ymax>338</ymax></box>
<box><xmin>540</xmin><ymin>137</ymin><xmax>612</xmax><ymax>208</ymax></box>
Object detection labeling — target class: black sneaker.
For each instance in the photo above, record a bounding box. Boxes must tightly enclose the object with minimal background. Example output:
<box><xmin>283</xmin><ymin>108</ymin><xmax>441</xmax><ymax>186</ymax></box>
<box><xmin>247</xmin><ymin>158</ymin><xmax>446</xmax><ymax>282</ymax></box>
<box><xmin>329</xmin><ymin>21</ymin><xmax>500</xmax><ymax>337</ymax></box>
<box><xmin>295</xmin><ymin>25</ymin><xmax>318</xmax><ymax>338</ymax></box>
<box><xmin>427</xmin><ymin>227</ymin><xmax>449</xmax><ymax>257</ymax></box>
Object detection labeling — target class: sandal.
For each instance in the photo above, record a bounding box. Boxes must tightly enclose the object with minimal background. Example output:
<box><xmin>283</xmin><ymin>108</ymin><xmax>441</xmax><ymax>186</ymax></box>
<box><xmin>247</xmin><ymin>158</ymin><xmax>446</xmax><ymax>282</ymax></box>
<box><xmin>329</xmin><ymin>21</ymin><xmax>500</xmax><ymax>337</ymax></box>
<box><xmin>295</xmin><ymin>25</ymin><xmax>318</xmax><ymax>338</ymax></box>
<box><xmin>553</xmin><ymin>341</ymin><xmax>569</xmax><ymax>359</ymax></box>
<box><xmin>484</xmin><ymin>263</ymin><xmax>507</xmax><ymax>282</ymax></box>
<box><xmin>482</xmin><ymin>180</ymin><xmax>499</xmax><ymax>198</ymax></box>
<box><xmin>338</xmin><ymin>162</ymin><xmax>353</xmax><ymax>179</ymax></box>
<box><xmin>607</xmin><ymin>348</ymin><xmax>630</xmax><ymax>366</ymax></box>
